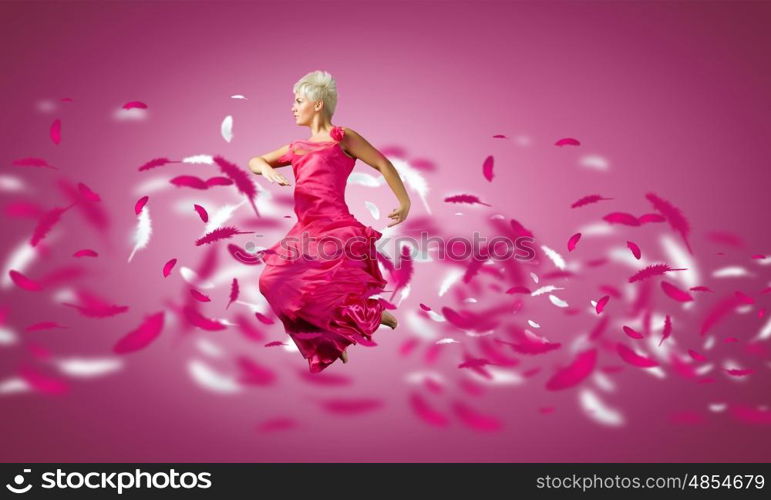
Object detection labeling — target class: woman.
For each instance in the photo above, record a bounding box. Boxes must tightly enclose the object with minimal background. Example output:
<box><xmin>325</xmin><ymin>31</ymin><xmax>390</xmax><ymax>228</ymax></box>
<box><xmin>247</xmin><ymin>70</ymin><xmax>411</xmax><ymax>373</ymax></box>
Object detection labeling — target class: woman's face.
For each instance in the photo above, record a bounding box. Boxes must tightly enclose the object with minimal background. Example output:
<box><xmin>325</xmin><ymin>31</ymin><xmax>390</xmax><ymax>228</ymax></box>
<box><xmin>292</xmin><ymin>92</ymin><xmax>320</xmax><ymax>126</ymax></box>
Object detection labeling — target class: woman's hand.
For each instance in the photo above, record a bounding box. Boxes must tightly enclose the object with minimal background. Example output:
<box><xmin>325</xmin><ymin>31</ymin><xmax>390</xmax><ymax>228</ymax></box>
<box><xmin>262</xmin><ymin>166</ymin><xmax>292</xmax><ymax>186</ymax></box>
<box><xmin>387</xmin><ymin>202</ymin><xmax>410</xmax><ymax>227</ymax></box>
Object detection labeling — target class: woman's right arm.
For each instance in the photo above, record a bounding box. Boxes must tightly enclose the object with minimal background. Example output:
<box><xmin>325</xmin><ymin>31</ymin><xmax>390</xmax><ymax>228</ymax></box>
<box><xmin>248</xmin><ymin>144</ymin><xmax>292</xmax><ymax>186</ymax></box>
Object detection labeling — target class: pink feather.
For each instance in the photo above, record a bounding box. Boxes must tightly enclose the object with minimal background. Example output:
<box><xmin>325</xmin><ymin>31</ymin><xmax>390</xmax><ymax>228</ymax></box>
<box><xmin>443</xmin><ymin>194</ymin><xmax>492</xmax><ymax>207</ymax></box>
<box><xmin>183</xmin><ymin>305</ymin><xmax>226</xmax><ymax>331</ymax></box>
<box><xmin>622</xmin><ymin>325</ymin><xmax>644</xmax><ymax>339</ymax></box>
<box><xmin>227</xmin><ymin>278</ymin><xmax>239</xmax><ymax>309</ymax></box>
<box><xmin>12</xmin><ymin>157</ymin><xmax>57</xmax><ymax>169</ymax></box>
<box><xmin>205</xmin><ymin>176</ymin><xmax>234</xmax><ymax>187</ymax></box>
<box><xmin>388</xmin><ymin>245</ymin><xmax>413</xmax><ymax>300</ymax></box>
<box><xmin>122</xmin><ymin>101</ymin><xmax>147</xmax><ymax>109</ymax></box>
<box><xmin>50</xmin><ymin>118</ymin><xmax>61</xmax><ymax>144</ymax></box>
<box><xmin>571</xmin><ymin>194</ymin><xmax>613</xmax><ymax>208</ymax></box>
<box><xmin>628</xmin><ymin>264</ymin><xmax>687</xmax><ymax>283</ymax></box>
<box><xmin>170</xmin><ymin>175</ymin><xmax>208</xmax><ymax>190</ymax></box>
<box><xmin>138</xmin><ymin>157</ymin><xmax>177</xmax><ymax>171</ymax></box>
<box><xmin>627</xmin><ymin>240</ymin><xmax>642</xmax><ymax>259</ymax></box>
<box><xmin>645</xmin><ymin>192</ymin><xmax>693</xmax><ymax>253</ymax></box>
<box><xmin>61</xmin><ymin>290</ymin><xmax>129</xmax><ymax>317</ymax></box>
<box><xmin>189</xmin><ymin>289</ymin><xmax>211</xmax><ymax>302</ymax></box>
<box><xmin>409</xmin><ymin>393</ymin><xmax>450</xmax><ymax>427</ymax></box>
<box><xmin>616</xmin><ymin>343</ymin><xmax>659</xmax><ymax>367</ymax></box>
<box><xmin>603</xmin><ymin>212</ymin><xmax>640</xmax><ymax>226</ymax></box>
<box><xmin>193</xmin><ymin>204</ymin><xmax>208</xmax><ymax>222</ymax></box>
<box><xmin>661</xmin><ymin>280</ymin><xmax>694</xmax><ymax>302</ymax></box>
<box><xmin>319</xmin><ymin>398</ymin><xmax>383</xmax><ymax>415</ymax></box>
<box><xmin>567</xmin><ymin>232</ymin><xmax>581</xmax><ymax>252</ymax></box>
<box><xmin>25</xmin><ymin>321</ymin><xmax>68</xmax><ymax>331</ymax></box>
<box><xmin>212</xmin><ymin>155</ymin><xmax>260</xmax><ymax>217</ymax></box>
<box><xmin>638</xmin><ymin>213</ymin><xmax>666</xmax><ymax>224</ymax></box>
<box><xmin>452</xmin><ymin>400</ymin><xmax>503</xmax><ymax>431</ymax></box>
<box><xmin>658</xmin><ymin>315</ymin><xmax>672</xmax><ymax>346</ymax></box>
<box><xmin>195</xmin><ymin>226</ymin><xmax>253</xmax><ymax>246</ymax></box>
<box><xmin>234</xmin><ymin>314</ymin><xmax>265</xmax><ymax>342</ymax></box>
<box><xmin>482</xmin><ymin>155</ymin><xmax>494</xmax><ymax>182</ymax></box>
<box><xmin>236</xmin><ymin>357</ymin><xmax>276</xmax><ymax>385</ymax></box>
<box><xmin>114</xmin><ymin>312</ymin><xmax>164</xmax><ymax>354</ymax></box>
<box><xmin>73</xmin><ymin>249</ymin><xmax>98</xmax><ymax>257</ymax></box>
<box><xmin>500</xmin><ymin>327</ymin><xmax>561</xmax><ymax>355</ymax></box>
<box><xmin>77</xmin><ymin>182</ymin><xmax>101</xmax><ymax>202</ymax></box>
<box><xmin>545</xmin><ymin>348</ymin><xmax>597</xmax><ymax>390</ymax></box>
<box><xmin>555</xmin><ymin>137</ymin><xmax>580</xmax><ymax>146</ymax></box>
<box><xmin>162</xmin><ymin>258</ymin><xmax>177</xmax><ymax>277</ymax></box>
<box><xmin>134</xmin><ymin>196</ymin><xmax>149</xmax><ymax>215</ymax></box>
<box><xmin>595</xmin><ymin>295</ymin><xmax>610</xmax><ymax>314</ymax></box>
<box><xmin>30</xmin><ymin>204</ymin><xmax>74</xmax><ymax>247</ymax></box>
<box><xmin>9</xmin><ymin>270</ymin><xmax>43</xmax><ymax>291</ymax></box>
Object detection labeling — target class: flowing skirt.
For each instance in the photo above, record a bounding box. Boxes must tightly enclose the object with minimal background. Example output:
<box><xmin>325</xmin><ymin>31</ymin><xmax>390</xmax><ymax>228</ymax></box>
<box><xmin>258</xmin><ymin>222</ymin><xmax>388</xmax><ymax>373</ymax></box>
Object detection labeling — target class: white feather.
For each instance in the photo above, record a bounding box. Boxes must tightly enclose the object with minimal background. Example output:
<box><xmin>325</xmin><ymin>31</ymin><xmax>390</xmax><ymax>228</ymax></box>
<box><xmin>540</xmin><ymin>244</ymin><xmax>566</xmax><ymax>270</ymax></box>
<box><xmin>0</xmin><ymin>174</ymin><xmax>26</xmax><ymax>192</ymax></box>
<box><xmin>531</xmin><ymin>285</ymin><xmax>564</xmax><ymax>296</ymax></box>
<box><xmin>204</xmin><ymin>200</ymin><xmax>248</xmax><ymax>234</ymax></box>
<box><xmin>1</xmin><ymin>238</ymin><xmax>38</xmax><ymax>288</ymax></box>
<box><xmin>712</xmin><ymin>266</ymin><xmax>752</xmax><ymax>278</ymax></box>
<box><xmin>179</xmin><ymin>266</ymin><xmax>215</xmax><ymax>289</ymax></box>
<box><xmin>438</xmin><ymin>268</ymin><xmax>464</xmax><ymax>296</ymax></box>
<box><xmin>348</xmin><ymin>172</ymin><xmax>384</xmax><ymax>187</ymax></box>
<box><xmin>133</xmin><ymin>176</ymin><xmax>173</xmax><ymax>195</ymax></box>
<box><xmin>182</xmin><ymin>154</ymin><xmax>214</xmax><ymax>165</ymax></box>
<box><xmin>55</xmin><ymin>357</ymin><xmax>123</xmax><ymax>377</ymax></box>
<box><xmin>391</xmin><ymin>157</ymin><xmax>431</xmax><ymax>214</ymax></box>
<box><xmin>0</xmin><ymin>377</ymin><xmax>30</xmax><ymax>395</ymax></box>
<box><xmin>196</xmin><ymin>338</ymin><xmax>225</xmax><ymax>358</ymax></box>
<box><xmin>579</xmin><ymin>388</ymin><xmax>624</xmax><ymax>426</ymax></box>
<box><xmin>405</xmin><ymin>309</ymin><xmax>438</xmax><ymax>340</ymax></box>
<box><xmin>127</xmin><ymin>206</ymin><xmax>152</xmax><ymax>262</ymax></box>
<box><xmin>752</xmin><ymin>317</ymin><xmax>771</xmax><ymax>342</ymax></box>
<box><xmin>530</xmin><ymin>272</ymin><xmax>539</xmax><ymax>284</ymax></box>
<box><xmin>426</xmin><ymin>310</ymin><xmax>446</xmax><ymax>322</ymax></box>
<box><xmin>467</xmin><ymin>366</ymin><xmax>523</xmax><ymax>385</ymax></box>
<box><xmin>660</xmin><ymin>234</ymin><xmax>699</xmax><ymax>288</ymax></box>
<box><xmin>221</xmin><ymin>115</ymin><xmax>234</xmax><ymax>143</ymax></box>
<box><xmin>579</xmin><ymin>154</ymin><xmax>609</xmax><ymax>171</ymax></box>
<box><xmin>188</xmin><ymin>359</ymin><xmax>241</xmax><ymax>393</ymax></box>
<box><xmin>230</xmin><ymin>94</ymin><xmax>247</xmax><ymax>99</ymax></box>
<box><xmin>364</xmin><ymin>201</ymin><xmax>380</xmax><ymax>220</ymax></box>
<box><xmin>0</xmin><ymin>326</ymin><xmax>17</xmax><ymax>345</ymax></box>
<box><xmin>404</xmin><ymin>370</ymin><xmax>446</xmax><ymax>385</ymax></box>
<box><xmin>548</xmin><ymin>294</ymin><xmax>569</xmax><ymax>308</ymax></box>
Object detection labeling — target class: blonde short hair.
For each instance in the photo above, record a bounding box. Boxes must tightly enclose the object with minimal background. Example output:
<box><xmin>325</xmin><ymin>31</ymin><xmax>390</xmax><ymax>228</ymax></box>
<box><xmin>293</xmin><ymin>70</ymin><xmax>338</xmax><ymax>118</ymax></box>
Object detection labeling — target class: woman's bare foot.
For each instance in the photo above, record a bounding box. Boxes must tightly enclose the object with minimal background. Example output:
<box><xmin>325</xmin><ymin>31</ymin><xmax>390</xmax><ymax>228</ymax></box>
<box><xmin>340</xmin><ymin>350</ymin><xmax>348</xmax><ymax>363</ymax></box>
<box><xmin>381</xmin><ymin>310</ymin><xmax>398</xmax><ymax>330</ymax></box>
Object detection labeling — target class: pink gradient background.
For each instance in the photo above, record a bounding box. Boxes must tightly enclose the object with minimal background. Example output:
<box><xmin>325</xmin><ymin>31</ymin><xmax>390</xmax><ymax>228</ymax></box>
<box><xmin>1</xmin><ymin>0</ymin><xmax>771</xmax><ymax>462</ymax></box>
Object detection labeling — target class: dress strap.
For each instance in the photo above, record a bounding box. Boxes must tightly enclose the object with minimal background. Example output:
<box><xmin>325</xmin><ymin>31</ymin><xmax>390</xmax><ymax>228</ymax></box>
<box><xmin>330</xmin><ymin>126</ymin><xmax>345</xmax><ymax>142</ymax></box>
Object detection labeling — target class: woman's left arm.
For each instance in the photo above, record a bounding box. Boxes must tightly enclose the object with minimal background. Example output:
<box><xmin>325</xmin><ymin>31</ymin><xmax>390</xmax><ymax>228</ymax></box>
<box><xmin>342</xmin><ymin>127</ymin><xmax>411</xmax><ymax>227</ymax></box>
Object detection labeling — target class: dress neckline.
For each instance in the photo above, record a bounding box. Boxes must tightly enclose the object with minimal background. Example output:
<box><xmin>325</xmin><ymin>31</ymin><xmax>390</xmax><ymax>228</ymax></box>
<box><xmin>296</xmin><ymin>126</ymin><xmax>342</xmax><ymax>144</ymax></box>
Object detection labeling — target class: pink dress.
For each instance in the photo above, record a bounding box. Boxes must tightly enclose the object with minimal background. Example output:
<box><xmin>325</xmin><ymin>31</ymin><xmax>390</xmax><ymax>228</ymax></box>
<box><xmin>258</xmin><ymin>126</ymin><xmax>388</xmax><ymax>373</ymax></box>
